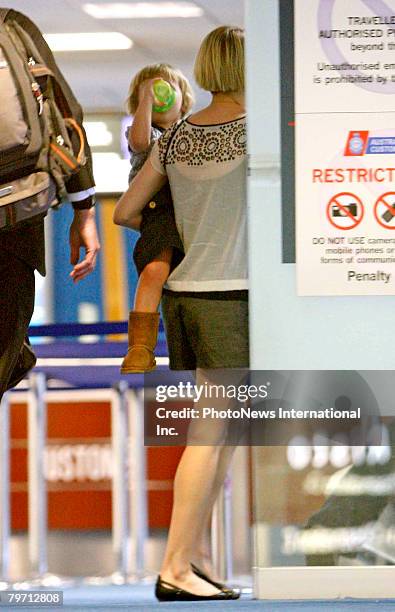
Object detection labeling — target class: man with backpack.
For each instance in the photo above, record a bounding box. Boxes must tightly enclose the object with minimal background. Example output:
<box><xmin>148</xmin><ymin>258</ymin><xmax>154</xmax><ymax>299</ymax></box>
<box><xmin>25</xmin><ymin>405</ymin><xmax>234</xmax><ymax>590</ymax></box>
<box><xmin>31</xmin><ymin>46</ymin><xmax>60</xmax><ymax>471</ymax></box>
<box><xmin>0</xmin><ymin>8</ymin><xmax>100</xmax><ymax>399</ymax></box>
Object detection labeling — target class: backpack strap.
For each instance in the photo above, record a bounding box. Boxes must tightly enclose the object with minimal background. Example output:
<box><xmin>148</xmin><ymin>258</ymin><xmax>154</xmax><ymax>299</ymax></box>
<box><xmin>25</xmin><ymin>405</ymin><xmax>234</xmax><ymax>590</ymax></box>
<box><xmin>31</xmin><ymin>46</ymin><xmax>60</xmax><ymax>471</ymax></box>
<box><xmin>12</xmin><ymin>21</ymin><xmax>48</xmax><ymax>68</ymax></box>
<box><xmin>0</xmin><ymin>8</ymin><xmax>10</xmax><ymax>23</ymax></box>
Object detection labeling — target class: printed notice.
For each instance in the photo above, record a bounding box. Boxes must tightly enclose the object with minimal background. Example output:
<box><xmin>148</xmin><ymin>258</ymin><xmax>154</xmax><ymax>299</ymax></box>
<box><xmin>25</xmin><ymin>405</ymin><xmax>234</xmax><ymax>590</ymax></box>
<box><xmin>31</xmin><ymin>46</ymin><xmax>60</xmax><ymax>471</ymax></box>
<box><xmin>295</xmin><ymin>0</ymin><xmax>395</xmax><ymax>295</ymax></box>
<box><xmin>295</xmin><ymin>0</ymin><xmax>395</xmax><ymax>113</ymax></box>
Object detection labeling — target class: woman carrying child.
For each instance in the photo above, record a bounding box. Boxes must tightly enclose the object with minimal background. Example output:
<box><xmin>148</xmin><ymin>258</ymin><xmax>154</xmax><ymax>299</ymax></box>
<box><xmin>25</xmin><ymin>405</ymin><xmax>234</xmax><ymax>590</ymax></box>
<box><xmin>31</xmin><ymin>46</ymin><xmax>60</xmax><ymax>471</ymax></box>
<box><xmin>121</xmin><ymin>64</ymin><xmax>194</xmax><ymax>374</ymax></box>
<box><xmin>114</xmin><ymin>27</ymin><xmax>247</xmax><ymax>601</ymax></box>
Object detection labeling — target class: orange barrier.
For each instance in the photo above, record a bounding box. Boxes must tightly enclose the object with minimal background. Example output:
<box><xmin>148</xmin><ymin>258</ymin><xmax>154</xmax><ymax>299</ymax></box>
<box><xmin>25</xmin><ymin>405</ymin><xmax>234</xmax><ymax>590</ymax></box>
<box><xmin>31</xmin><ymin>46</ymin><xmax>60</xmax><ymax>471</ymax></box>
<box><xmin>10</xmin><ymin>397</ymin><xmax>184</xmax><ymax>530</ymax></box>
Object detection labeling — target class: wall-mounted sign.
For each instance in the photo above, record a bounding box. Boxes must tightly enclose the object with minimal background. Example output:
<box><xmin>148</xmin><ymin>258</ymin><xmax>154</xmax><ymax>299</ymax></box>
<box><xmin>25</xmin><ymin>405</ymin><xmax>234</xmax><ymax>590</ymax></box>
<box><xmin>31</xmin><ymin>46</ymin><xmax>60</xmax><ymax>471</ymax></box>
<box><xmin>295</xmin><ymin>0</ymin><xmax>395</xmax><ymax>295</ymax></box>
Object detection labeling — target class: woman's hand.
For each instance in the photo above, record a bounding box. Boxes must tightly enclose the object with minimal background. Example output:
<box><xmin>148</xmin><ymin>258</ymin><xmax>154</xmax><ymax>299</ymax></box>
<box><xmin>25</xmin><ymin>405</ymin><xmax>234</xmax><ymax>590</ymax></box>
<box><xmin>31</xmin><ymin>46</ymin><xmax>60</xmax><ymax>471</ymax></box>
<box><xmin>129</xmin><ymin>214</ymin><xmax>142</xmax><ymax>231</ymax></box>
<box><xmin>113</xmin><ymin>158</ymin><xmax>167</xmax><ymax>229</ymax></box>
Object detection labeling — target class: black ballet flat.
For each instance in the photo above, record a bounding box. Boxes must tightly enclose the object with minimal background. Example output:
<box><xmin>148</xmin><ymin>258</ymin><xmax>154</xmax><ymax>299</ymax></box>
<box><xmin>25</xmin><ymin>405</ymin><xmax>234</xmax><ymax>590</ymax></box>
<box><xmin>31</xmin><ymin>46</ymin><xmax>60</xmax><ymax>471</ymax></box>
<box><xmin>191</xmin><ymin>563</ymin><xmax>241</xmax><ymax>599</ymax></box>
<box><xmin>155</xmin><ymin>576</ymin><xmax>237</xmax><ymax>601</ymax></box>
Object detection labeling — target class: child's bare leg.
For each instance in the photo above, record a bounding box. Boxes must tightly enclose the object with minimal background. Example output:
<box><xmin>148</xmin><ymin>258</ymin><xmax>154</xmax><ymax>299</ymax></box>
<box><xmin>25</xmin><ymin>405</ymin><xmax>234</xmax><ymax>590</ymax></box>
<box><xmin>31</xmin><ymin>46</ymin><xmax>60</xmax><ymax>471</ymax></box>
<box><xmin>134</xmin><ymin>248</ymin><xmax>172</xmax><ymax>312</ymax></box>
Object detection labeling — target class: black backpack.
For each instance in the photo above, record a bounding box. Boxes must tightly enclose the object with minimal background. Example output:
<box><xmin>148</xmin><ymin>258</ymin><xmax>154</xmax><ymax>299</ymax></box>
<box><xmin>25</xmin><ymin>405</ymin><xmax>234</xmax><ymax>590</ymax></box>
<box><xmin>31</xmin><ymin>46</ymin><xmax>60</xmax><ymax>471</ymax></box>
<box><xmin>0</xmin><ymin>8</ymin><xmax>86</xmax><ymax>230</ymax></box>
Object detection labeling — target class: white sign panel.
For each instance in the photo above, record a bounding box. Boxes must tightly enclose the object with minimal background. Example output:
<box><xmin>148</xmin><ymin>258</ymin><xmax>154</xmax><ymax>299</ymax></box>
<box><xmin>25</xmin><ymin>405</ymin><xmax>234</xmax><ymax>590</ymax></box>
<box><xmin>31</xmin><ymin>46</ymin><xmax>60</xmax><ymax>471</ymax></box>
<box><xmin>295</xmin><ymin>0</ymin><xmax>395</xmax><ymax>295</ymax></box>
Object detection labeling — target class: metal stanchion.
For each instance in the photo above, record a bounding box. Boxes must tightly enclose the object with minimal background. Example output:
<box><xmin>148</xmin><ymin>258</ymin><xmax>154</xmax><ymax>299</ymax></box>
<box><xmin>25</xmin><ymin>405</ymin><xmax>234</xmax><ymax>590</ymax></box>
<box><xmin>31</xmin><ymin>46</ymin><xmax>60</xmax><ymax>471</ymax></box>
<box><xmin>111</xmin><ymin>380</ymin><xmax>132</xmax><ymax>583</ymax></box>
<box><xmin>128</xmin><ymin>389</ymin><xmax>149</xmax><ymax>579</ymax></box>
<box><xmin>85</xmin><ymin>380</ymin><xmax>132</xmax><ymax>586</ymax></box>
<box><xmin>223</xmin><ymin>473</ymin><xmax>234</xmax><ymax>583</ymax></box>
<box><xmin>28</xmin><ymin>372</ymin><xmax>48</xmax><ymax>580</ymax></box>
<box><xmin>0</xmin><ymin>393</ymin><xmax>11</xmax><ymax>590</ymax></box>
<box><xmin>211</xmin><ymin>472</ymin><xmax>234</xmax><ymax>583</ymax></box>
<box><xmin>16</xmin><ymin>372</ymin><xmax>74</xmax><ymax>589</ymax></box>
<box><xmin>212</xmin><ymin>451</ymin><xmax>253</xmax><ymax>594</ymax></box>
<box><xmin>85</xmin><ymin>381</ymin><xmax>151</xmax><ymax>585</ymax></box>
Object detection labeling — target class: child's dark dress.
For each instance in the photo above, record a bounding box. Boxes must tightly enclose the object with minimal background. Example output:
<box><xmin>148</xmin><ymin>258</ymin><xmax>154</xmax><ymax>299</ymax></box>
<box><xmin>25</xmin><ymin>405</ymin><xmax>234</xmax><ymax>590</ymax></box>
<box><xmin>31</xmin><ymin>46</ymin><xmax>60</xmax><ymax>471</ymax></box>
<box><xmin>127</xmin><ymin>125</ymin><xmax>184</xmax><ymax>276</ymax></box>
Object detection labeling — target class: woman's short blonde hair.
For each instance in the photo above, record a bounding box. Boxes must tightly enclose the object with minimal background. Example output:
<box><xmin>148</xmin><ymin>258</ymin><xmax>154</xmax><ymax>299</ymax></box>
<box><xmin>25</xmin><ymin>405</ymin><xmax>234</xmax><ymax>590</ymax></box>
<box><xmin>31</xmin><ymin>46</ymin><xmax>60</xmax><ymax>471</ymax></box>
<box><xmin>126</xmin><ymin>63</ymin><xmax>194</xmax><ymax>116</ymax></box>
<box><xmin>194</xmin><ymin>26</ymin><xmax>244</xmax><ymax>93</ymax></box>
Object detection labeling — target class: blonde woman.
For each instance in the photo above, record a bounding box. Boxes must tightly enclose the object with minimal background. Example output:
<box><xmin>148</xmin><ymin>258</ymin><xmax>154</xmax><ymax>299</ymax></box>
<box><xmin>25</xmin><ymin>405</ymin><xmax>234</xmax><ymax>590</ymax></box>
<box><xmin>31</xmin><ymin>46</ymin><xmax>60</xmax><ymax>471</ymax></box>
<box><xmin>114</xmin><ymin>26</ymin><xmax>247</xmax><ymax>601</ymax></box>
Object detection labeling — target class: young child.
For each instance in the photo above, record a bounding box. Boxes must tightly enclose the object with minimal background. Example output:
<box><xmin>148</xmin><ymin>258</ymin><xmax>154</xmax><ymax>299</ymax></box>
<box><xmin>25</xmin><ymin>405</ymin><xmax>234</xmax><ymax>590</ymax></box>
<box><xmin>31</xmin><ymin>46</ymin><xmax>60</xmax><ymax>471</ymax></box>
<box><xmin>121</xmin><ymin>64</ymin><xmax>194</xmax><ymax>374</ymax></box>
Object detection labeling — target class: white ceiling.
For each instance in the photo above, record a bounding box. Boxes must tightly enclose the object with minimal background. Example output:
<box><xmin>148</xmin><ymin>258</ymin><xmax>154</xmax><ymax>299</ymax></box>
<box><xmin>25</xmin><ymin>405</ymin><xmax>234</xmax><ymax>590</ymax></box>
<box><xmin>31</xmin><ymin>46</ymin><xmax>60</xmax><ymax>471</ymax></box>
<box><xmin>7</xmin><ymin>0</ymin><xmax>244</xmax><ymax>112</ymax></box>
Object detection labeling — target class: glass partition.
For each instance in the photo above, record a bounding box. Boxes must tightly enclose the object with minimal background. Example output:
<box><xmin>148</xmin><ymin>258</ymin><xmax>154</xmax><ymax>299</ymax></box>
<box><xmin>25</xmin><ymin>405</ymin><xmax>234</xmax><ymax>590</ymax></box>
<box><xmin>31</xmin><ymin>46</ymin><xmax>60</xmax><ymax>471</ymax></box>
<box><xmin>246</xmin><ymin>0</ymin><xmax>395</xmax><ymax>598</ymax></box>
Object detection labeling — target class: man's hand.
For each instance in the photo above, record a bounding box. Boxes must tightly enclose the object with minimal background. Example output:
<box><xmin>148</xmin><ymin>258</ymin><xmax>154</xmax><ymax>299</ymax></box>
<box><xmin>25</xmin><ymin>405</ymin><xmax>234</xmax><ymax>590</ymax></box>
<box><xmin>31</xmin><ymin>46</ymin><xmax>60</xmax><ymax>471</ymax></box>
<box><xmin>69</xmin><ymin>208</ymin><xmax>100</xmax><ymax>283</ymax></box>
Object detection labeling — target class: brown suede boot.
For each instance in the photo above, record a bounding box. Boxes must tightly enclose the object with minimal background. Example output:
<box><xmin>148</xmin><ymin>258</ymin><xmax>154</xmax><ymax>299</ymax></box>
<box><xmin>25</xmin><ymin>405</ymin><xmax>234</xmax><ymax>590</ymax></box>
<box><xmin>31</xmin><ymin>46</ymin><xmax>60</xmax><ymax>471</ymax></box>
<box><xmin>120</xmin><ymin>311</ymin><xmax>160</xmax><ymax>374</ymax></box>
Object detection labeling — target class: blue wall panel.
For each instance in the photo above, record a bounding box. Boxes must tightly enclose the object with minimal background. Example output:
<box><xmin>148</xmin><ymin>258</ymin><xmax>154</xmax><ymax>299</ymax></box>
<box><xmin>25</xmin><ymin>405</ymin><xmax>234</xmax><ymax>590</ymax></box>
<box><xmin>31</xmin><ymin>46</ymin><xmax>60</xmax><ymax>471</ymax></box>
<box><xmin>52</xmin><ymin>204</ymin><xmax>104</xmax><ymax>323</ymax></box>
<box><xmin>123</xmin><ymin>227</ymin><xmax>139</xmax><ymax>310</ymax></box>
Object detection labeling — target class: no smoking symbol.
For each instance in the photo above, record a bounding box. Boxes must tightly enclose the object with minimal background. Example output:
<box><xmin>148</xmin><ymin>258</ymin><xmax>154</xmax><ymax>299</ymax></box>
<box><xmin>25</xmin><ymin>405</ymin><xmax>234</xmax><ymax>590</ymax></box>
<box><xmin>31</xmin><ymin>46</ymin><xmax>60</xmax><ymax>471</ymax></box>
<box><xmin>326</xmin><ymin>192</ymin><xmax>364</xmax><ymax>230</ymax></box>
<box><xmin>374</xmin><ymin>193</ymin><xmax>395</xmax><ymax>230</ymax></box>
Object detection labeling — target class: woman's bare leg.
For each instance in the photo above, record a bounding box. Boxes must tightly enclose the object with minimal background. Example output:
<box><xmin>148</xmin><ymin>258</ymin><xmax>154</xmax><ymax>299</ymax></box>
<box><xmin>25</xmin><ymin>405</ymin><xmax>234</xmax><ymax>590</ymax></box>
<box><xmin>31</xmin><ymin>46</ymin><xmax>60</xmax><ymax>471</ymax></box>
<box><xmin>160</xmin><ymin>445</ymin><xmax>224</xmax><ymax>595</ymax></box>
<box><xmin>159</xmin><ymin>369</ymin><xmax>243</xmax><ymax>595</ymax></box>
<box><xmin>190</xmin><ymin>445</ymin><xmax>236</xmax><ymax>579</ymax></box>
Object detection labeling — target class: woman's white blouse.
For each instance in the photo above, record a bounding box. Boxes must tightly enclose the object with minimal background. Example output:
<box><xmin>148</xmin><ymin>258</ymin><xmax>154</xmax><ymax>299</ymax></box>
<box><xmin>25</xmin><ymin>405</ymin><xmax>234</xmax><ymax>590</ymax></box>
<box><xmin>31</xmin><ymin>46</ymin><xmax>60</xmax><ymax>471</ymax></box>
<box><xmin>150</xmin><ymin>116</ymin><xmax>248</xmax><ymax>292</ymax></box>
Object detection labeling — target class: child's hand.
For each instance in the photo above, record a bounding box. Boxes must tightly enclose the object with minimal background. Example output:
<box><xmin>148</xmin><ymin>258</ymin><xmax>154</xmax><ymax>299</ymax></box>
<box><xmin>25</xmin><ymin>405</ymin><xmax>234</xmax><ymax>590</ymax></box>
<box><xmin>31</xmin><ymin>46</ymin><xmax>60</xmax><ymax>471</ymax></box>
<box><xmin>130</xmin><ymin>77</ymin><xmax>168</xmax><ymax>153</ymax></box>
<box><xmin>138</xmin><ymin>78</ymin><xmax>161</xmax><ymax>104</ymax></box>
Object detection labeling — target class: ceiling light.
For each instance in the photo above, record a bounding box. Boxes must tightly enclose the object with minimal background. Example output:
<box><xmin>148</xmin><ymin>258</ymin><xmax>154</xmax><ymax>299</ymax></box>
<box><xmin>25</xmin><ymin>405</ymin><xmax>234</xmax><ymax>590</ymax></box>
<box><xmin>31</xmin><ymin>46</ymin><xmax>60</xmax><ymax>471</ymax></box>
<box><xmin>92</xmin><ymin>153</ymin><xmax>130</xmax><ymax>193</ymax></box>
<box><xmin>84</xmin><ymin>121</ymin><xmax>113</xmax><ymax>147</ymax></box>
<box><xmin>83</xmin><ymin>2</ymin><xmax>203</xmax><ymax>19</ymax></box>
<box><xmin>44</xmin><ymin>32</ymin><xmax>133</xmax><ymax>52</ymax></box>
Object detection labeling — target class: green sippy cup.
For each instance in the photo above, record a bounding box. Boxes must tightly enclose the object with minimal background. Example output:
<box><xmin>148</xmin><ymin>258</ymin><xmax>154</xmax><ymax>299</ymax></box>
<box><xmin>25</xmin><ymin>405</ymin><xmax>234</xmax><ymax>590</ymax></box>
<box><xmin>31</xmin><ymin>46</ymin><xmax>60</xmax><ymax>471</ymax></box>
<box><xmin>152</xmin><ymin>79</ymin><xmax>176</xmax><ymax>113</ymax></box>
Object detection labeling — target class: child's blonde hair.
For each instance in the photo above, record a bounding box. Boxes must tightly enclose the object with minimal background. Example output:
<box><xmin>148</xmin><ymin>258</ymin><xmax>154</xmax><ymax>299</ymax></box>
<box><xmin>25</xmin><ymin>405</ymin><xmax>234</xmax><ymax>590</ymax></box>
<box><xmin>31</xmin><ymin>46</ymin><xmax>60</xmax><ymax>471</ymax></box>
<box><xmin>126</xmin><ymin>63</ymin><xmax>194</xmax><ymax>116</ymax></box>
<box><xmin>194</xmin><ymin>26</ymin><xmax>244</xmax><ymax>93</ymax></box>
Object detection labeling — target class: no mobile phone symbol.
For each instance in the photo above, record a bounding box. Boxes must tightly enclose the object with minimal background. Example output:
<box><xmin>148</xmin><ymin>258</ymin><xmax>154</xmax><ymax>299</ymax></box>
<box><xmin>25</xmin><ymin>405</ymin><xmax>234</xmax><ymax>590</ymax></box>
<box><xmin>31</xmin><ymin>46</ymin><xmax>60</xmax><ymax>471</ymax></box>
<box><xmin>374</xmin><ymin>192</ymin><xmax>395</xmax><ymax>229</ymax></box>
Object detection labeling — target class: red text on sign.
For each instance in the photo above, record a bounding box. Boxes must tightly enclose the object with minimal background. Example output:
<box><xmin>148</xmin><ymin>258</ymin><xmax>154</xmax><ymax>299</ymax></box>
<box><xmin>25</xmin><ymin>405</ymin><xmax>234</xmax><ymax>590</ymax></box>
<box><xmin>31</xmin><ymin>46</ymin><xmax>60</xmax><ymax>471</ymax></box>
<box><xmin>312</xmin><ymin>167</ymin><xmax>395</xmax><ymax>183</ymax></box>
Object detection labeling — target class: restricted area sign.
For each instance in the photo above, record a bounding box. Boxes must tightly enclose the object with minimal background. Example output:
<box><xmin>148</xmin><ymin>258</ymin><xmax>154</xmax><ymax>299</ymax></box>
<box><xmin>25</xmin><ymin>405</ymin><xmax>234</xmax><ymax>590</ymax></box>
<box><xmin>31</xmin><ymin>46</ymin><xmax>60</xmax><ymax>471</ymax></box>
<box><xmin>374</xmin><ymin>193</ymin><xmax>395</xmax><ymax>230</ymax></box>
<box><xmin>326</xmin><ymin>192</ymin><xmax>364</xmax><ymax>230</ymax></box>
<box><xmin>295</xmin><ymin>0</ymin><xmax>395</xmax><ymax>295</ymax></box>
